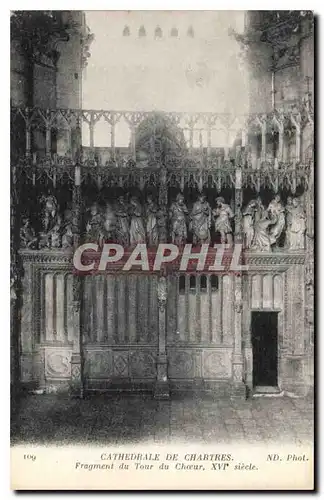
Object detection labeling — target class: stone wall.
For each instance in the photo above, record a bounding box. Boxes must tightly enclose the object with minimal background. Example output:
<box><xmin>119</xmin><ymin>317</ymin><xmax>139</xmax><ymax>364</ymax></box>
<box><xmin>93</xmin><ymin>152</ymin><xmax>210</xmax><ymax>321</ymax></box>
<box><xmin>56</xmin><ymin>11</ymin><xmax>84</xmax><ymax>109</ymax></box>
<box><xmin>245</xmin><ymin>12</ymin><xmax>314</xmax><ymax>122</ymax></box>
<box><xmin>10</xmin><ymin>11</ymin><xmax>85</xmax><ymax>110</ymax></box>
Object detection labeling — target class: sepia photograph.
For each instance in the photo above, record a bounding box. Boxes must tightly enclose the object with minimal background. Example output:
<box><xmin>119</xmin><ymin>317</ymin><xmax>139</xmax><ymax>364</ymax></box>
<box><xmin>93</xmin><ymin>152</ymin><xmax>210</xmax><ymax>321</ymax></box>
<box><xmin>10</xmin><ymin>9</ymin><xmax>314</xmax><ymax>490</ymax></box>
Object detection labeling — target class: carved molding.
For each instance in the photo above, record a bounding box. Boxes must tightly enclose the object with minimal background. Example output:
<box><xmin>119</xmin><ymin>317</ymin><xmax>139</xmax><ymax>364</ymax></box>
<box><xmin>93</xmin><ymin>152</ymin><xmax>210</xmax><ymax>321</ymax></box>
<box><xmin>19</xmin><ymin>248</ymin><xmax>306</xmax><ymax>271</ymax></box>
<box><xmin>11</xmin><ymin>105</ymin><xmax>313</xmax><ymax>190</ymax></box>
<box><xmin>19</xmin><ymin>249</ymin><xmax>73</xmax><ymax>264</ymax></box>
<box><xmin>13</xmin><ymin>159</ymin><xmax>311</xmax><ymax>192</ymax></box>
<box><xmin>245</xmin><ymin>251</ymin><xmax>305</xmax><ymax>265</ymax></box>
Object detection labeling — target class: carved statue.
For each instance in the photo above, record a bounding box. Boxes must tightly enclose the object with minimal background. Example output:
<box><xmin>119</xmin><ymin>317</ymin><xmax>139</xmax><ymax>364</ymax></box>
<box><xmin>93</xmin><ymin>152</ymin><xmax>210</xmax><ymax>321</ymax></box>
<box><xmin>242</xmin><ymin>200</ymin><xmax>258</xmax><ymax>249</ymax></box>
<box><xmin>250</xmin><ymin>198</ymin><xmax>273</xmax><ymax>252</ymax></box>
<box><xmin>285</xmin><ymin>197</ymin><xmax>306</xmax><ymax>250</ymax></box>
<box><xmin>50</xmin><ymin>216</ymin><xmax>63</xmax><ymax>248</ymax></box>
<box><xmin>103</xmin><ymin>202</ymin><xmax>116</xmax><ymax>241</ymax></box>
<box><xmin>169</xmin><ymin>193</ymin><xmax>188</xmax><ymax>245</ymax></box>
<box><xmin>145</xmin><ymin>194</ymin><xmax>159</xmax><ymax>246</ymax></box>
<box><xmin>39</xmin><ymin>195</ymin><xmax>62</xmax><ymax>249</ymax></box>
<box><xmin>10</xmin><ymin>260</ymin><xmax>19</xmax><ymax>302</ymax></box>
<box><xmin>20</xmin><ymin>215</ymin><xmax>38</xmax><ymax>249</ymax></box>
<box><xmin>114</xmin><ymin>196</ymin><xmax>130</xmax><ymax>247</ymax></box>
<box><xmin>254</xmin><ymin>196</ymin><xmax>266</xmax><ymax>223</ymax></box>
<box><xmin>190</xmin><ymin>194</ymin><xmax>212</xmax><ymax>245</ymax></box>
<box><xmin>40</xmin><ymin>194</ymin><xmax>58</xmax><ymax>234</ymax></box>
<box><xmin>61</xmin><ymin>209</ymin><xmax>74</xmax><ymax>249</ymax></box>
<box><xmin>62</xmin><ymin>223</ymin><xmax>74</xmax><ymax>249</ymax></box>
<box><xmin>129</xmin><ymin>196</ymin><xmax>146</xmax><ymax>245</ymax></box>
<box><xmin>213</xmin><ymin>197</ymin><xmax>234</xmax><ymax>245</ymax></box>
<box><xmin>251</xmin><ymin>216</ymin><xmax>273</xmax><ymax>252</ymax></box>
<box><xmin>85</xmin><ymin>202</ymin><xmax>105</xmax><ymax>245</ymax></box>
<box><xmin>157</xmin><ymin>206</ymin><xmax>168</xmax><ymax>243</ymax></box>
<box><xmin>267</xmin><ymin>195</ymin><xmax>286</xmax><ymax>247</ymax></box>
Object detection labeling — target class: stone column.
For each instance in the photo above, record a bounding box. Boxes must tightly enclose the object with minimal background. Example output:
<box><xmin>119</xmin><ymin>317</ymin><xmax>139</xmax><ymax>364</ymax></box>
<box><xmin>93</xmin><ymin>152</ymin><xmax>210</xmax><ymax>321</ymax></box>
<box><xmin>232</xmin><ymin>167</ymin><xmax>245</xmax><ymax>397</ymax></box>
<box><xmin>232</xmin><ymin>274</ymin><xmax>245</xmax><ymax>390</ymax></box>
<box><xmin>89</xmin><ymin>113</ymin><xmax>95</xmax><ymax>150</ymax></box>
<box><xmin>110</xmin><ymin>114</ymin><xmax>116</xmax><ymax>159</ymax></box>
<box><xmin>45</xmin><ymin>110</ymin><xmax>52</xmax><ymax>156</ymax></box>
<box><xmin>130</xmin><ymin>124</ymin><xmax>136</xmax><ymax>161</ymax></box>
<box><xmin>242</xmin><ymin>273</ymin><xmax>253</xmax><ymax>393</ymax></box>
<box><xmin>70</xmin><ymin>163</ymin><xmax>84</xmax><ymax>397</ymax></box>
<box><xmin>207</xmin><ymin>119</ymin><xmax>212</xmax><ymax>160</ymax></box>
<box><xmin>154</xmin><ymin>276</ymin><xmax>170</xmax><ymax>399</ymax></box>
<box><xmin>261</xmin><ymin>117</ymin><xmax>267</xmax><ymax>164</ymax></box>
<box><xmin>278</xmin><ymin>124</ymin><xmax>284</xmax><ymax>162</ymax></box>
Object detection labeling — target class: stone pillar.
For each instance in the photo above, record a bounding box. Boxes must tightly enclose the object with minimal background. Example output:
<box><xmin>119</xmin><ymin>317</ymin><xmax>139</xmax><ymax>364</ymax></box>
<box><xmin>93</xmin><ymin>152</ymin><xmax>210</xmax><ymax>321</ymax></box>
<box><xmin>111</xmin><ymin>114</ymin><xmax>116</xmax><ymax>158</ymax></box>
<box><xmin>234</xmin><ymin>168</ymin><xmax>243</xmax><ymax>245</ymax></box>
<box><xmin>233</xmin><ymin>274</ymin><xmax>244</xmax><ymax>386</ymax></box>
<box><xmin>278</xmin><ymin>124</ymin><xmax>284</xmax><ymax>162</ymax></box>
<box><xmin>232</xmin><ymin>167</ymin><xmax>245</xmax><ymax>397</ymax></box>
<box><xmin>130</xmin><ymin>124</ymin><xmax>136</xmax><ymax>161</ymax></box>
<box><xmin>207</xmin><ymin>120</ymin><xmax>212</xmax><ymax>160</ymax></box>
<box><xmin>154</xmin><ymin>276</ymin><xmax>170</xmax><ymax>399</ymax></box>
<box><xmin>290</xmin><ymin>112</ymin><xmax>301</xmax><ymax>166</ymax></box>
<box><xmin>71</xmin><ymin>276</ymin><xmax>83</xmax><ymax>397</ymax></box>
<box><xmin>45</xmin><ymin>110</ymin><xmax>52</xmax><ymax>155</ymax></box>
<box><xmin>242</xmin><ymin>274</ymin><xmax>253</xmax><ymax>393</ymax></box>
<box><xmin>71</xmin><ymin>115</ymin><xmax>82</xmax><ymax>164</ymax></box>
<box><xmin>89</xmin><ymin>113</ymin><xmax>95</xmax><ymax>150</ymax></box>
<box><xmin>70</xmin><ymin>163</ymin><xmax>84</xmax><ymax>397</ymax></box>
<box><xmin>261</xmin><ymin>118</ymin><xmax>267</xmax><ymax>163</ymax></box>
<box><xmin>189</xmin><ymin>125</ymin><xmax>194</xmax><ymax>153</ymax></box>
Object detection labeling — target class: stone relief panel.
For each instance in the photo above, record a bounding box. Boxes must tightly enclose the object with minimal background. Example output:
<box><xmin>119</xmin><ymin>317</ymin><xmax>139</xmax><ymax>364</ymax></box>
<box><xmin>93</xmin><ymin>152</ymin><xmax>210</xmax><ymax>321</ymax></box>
<box><xmin>167</xmin><ymin>350</ymin><xmax>195</xmax><ymax>379</ymax></box>
<box><xmin>45</xmin><ymin>349</ymin><xmax>71</xmax><ymax>379</ymax></box>
<box><xmin>203</xmin><ymin>350</ymin><xmax>232</xmax><ymax>379</ymax></box>
<box><xmin>243</xmin><ymin>195</ymin><xmax>306</xmax><ymax>252</ymax></box>
<box><xmin>112</xmin><ymin>351</ymin><xmax>129</xmax><ymax>378</ymax></box>
<box><xmin>83</xmin><ymin>350</ymin><xmax>113</xmax><ymax>379</ymax></box>
<box><xmin>129</xmin><ymin>351</ymin><xmax>156</xmax><ymax>379</ymax></box>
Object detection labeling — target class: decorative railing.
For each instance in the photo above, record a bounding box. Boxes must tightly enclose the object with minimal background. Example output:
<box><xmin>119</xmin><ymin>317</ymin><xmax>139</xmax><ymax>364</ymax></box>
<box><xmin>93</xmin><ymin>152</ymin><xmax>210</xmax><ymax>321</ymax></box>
<box><xmin>12</xmin><ymin>160</ymin><xmax>311</xmax><ymax>194</ymax></box>
<box><xmin>11</xmin><ymin>105</ymin><xmax>313</xmax><ymax>191</ymax></box>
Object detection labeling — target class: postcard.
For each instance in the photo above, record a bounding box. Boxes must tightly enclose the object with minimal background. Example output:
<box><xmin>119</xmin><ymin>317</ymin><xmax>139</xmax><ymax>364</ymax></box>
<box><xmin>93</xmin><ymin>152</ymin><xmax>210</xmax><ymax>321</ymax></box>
<box><xmin>10</xmin><ymin>9</ymin><xmax>314</xmax><ymax>490</ymax></box>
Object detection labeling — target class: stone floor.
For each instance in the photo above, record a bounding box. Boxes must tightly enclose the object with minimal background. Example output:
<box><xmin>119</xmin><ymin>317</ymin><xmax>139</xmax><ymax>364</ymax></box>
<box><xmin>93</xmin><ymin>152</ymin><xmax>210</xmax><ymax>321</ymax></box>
<box><xmin>11</xmin><ymin>393</ymin><xmax>314</xmax><ymax>446</ymax></box>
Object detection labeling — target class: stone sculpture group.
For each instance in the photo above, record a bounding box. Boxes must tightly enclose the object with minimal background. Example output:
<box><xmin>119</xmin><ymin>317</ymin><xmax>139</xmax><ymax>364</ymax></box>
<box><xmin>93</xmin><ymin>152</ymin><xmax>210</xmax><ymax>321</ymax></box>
<box><xmin>19</xmin><ymin>192</ymin><xmax>306</xmax><ymax>251</ymax></box>
<box><xmin>242</xmin><ymin>195</ymin><xmax>306</xmax><ymax>251</ymax></box>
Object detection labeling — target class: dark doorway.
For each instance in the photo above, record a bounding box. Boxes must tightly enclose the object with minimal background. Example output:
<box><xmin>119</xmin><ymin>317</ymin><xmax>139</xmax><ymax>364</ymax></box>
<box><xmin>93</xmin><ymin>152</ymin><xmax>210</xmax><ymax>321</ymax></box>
<box><xmin>251</xmin><ymin>312</ymin><xmax>278</xmax><ymax>387</ymax></box>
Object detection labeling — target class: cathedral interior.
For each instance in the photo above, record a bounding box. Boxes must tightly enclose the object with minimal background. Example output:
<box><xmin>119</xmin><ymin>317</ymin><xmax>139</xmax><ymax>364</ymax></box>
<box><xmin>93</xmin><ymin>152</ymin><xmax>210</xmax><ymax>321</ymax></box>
<box><xmin>10</xmin><ymin>11</ymin><xmax>314</xmax><ymax>405</ymax></box>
